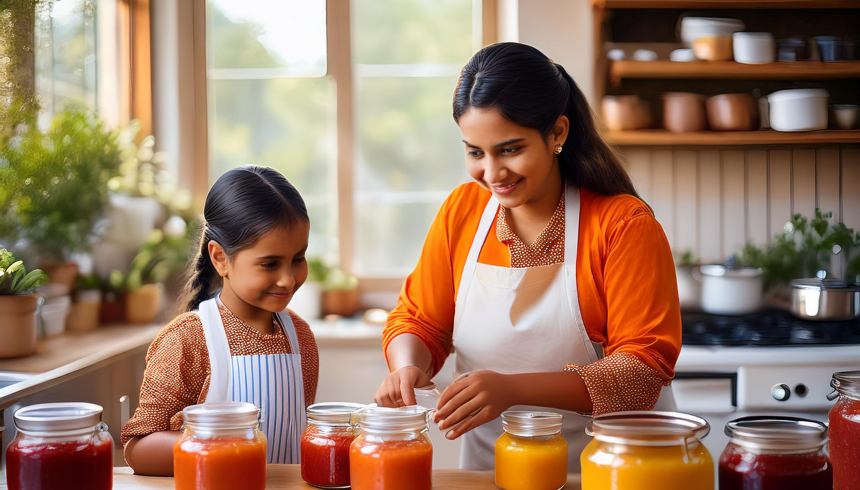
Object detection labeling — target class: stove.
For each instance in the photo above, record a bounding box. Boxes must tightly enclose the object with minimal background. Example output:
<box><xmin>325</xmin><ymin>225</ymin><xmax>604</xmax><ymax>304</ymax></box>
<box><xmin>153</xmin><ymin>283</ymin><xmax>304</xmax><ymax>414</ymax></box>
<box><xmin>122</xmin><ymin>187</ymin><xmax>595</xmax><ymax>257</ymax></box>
<box><xmin>682</xmin><ymin>309</ymin><xmax>860</xmax><ymax>346</ymax></box>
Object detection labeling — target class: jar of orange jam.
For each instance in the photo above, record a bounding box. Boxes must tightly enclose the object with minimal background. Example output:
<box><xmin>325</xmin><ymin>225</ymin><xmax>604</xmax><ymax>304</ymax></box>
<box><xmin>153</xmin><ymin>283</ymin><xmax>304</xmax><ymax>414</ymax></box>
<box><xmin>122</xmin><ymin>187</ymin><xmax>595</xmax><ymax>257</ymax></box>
<box><xmin>174</xmin><ymin>402</ymin><xmax>267</xmax><ymax>490</ymax></box>
<box><xmin>828</xmin><ymin>370</ymin><xmax>860</xmax><ymax>490</ymax></box>
<box><xmin>349</xmin><ymin>406</ymin><xmax>433</xmax><ymax>490</ymax></box>
<box><xmin>495</xmin><ymin>411</ymin><xmax>568</xmax><ymax>490</ymax></box>
<box><xmin>581</xmin><ymin>411</ymin><xmax>714</xmax><ymax>490</ymax></box>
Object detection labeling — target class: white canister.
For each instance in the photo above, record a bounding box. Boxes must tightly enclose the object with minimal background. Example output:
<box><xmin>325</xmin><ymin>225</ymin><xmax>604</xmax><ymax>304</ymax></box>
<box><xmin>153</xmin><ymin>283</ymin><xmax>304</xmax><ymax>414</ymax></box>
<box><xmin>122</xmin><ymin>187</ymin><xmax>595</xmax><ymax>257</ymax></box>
<box><xmin>676</xmin><ymin>265</ymin><xmax>702</xmax><ymax>311</ymax></box>
<box><xmin>733</xmin><ymin>32</ymin><xmax>775</xmax><ymax>64</ymax></box>
<box><xmin>767</xmin><ymin>89</ymin><xmax>830</xmax><ymax>132</ymax></box>
<box><xmin>696</xmin><ymin>265</ymin><xmax>763</xmax><ymax>316</ymax></box>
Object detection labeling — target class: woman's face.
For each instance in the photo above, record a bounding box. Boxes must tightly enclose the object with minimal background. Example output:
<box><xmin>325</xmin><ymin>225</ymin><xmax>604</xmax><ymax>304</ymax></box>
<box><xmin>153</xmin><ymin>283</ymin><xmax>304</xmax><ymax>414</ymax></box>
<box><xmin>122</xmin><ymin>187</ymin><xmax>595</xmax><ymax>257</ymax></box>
<box><xmin>458</xmin><ymin>107</ymin><xmax>568</xmax><ymax>209</ymax></box>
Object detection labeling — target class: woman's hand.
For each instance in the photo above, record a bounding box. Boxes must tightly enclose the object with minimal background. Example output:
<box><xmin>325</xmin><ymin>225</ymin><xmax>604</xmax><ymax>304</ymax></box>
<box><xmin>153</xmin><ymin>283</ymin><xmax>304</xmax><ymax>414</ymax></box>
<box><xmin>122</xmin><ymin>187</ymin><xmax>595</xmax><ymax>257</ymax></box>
<box><xmin>374</xmin><ymin>364</ymin><xmax>431</xmax><ymax>407</ymax></box>
<box><xmin>434</xmin><ymin>370</ymin><xmax>514</xmax><ymax>440</ymax></box>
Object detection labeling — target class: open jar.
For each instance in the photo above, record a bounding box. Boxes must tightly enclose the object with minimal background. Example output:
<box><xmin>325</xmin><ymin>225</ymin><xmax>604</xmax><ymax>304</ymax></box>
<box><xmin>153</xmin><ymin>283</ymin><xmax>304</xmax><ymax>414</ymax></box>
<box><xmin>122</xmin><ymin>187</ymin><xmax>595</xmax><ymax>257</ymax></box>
<box><xmin>581</xmin><ymin>411</ymin><xmax>713</xmax><ymax>490</ymax></box>
<box><xmin>301</xmin><ymin>402</ymin><xmax>364</xmax><ymax>489</ymax></box>
<box><xmin>6</xmin><ymin>402</ymin><xmax>113</xmax><ymax>490</ymax></box>
<box><xmin>349</xmin><ymin>405</ymin><xmax>433</xmax><ymax>490</ymax></box>
<box><xmin>174</xmin><ymin>401</ymin><xmax>267</xmax><ymax>490</ymax></box>
<box><xmin>495</xmin><ymin>411</ymin><xmax>568</xmax><ymax>490</ymax></box>
<box><xmin>828</xmin><ymin>370</ymin><xmax>860</xmax><ymax>490</ymax></box>
<box><xmin>719</xmin><ymin>416</ymin><xmax>832</xmax><ymax>490</ymax></box>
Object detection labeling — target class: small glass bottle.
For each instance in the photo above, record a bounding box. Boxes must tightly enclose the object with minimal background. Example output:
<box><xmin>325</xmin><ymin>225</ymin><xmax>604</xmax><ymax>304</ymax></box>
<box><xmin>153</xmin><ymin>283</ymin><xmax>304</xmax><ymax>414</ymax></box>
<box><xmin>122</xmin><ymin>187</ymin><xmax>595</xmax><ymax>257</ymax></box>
<box><xmin>828</xmin><ymin>370</ymin><xmax>860</xmax><ymax>490</ymax></box>
<box><xmin>719</xmin><ymin>416</ymin><xmax>832</xmax><ymax>490</ymax></box>
<box><xmin>495</xmin><ymin>411</ymin><xmax>568</xmax><ymax>490</ymax></box>
<box><xmin>349</xmin><ymin>405</ymin><xmax>433</xmax><ymax>490</ymax></box>
<box><xmin>300</xmin><ymin>402</ymin><xmax>364</xmax><ymax>489</ymax></box>
<box><xmin>6</xmin><ymin>402</ymin><xmax>113</xmax><ymax>490</ymax></box>
<box><xmin>174</xmin><ymin>401</ymin><xmax>267</xmax><ymax>490</ymax></box>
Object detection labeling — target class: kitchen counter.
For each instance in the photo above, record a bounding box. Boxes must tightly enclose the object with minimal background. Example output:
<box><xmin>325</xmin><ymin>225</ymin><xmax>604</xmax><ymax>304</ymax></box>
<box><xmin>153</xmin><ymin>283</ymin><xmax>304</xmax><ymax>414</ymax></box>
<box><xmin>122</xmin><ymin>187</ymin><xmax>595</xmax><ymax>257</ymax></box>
<box><xmin>15</xmin><ymin>466</ymin><xmax>581</xmax><ymax>489</ymax></box>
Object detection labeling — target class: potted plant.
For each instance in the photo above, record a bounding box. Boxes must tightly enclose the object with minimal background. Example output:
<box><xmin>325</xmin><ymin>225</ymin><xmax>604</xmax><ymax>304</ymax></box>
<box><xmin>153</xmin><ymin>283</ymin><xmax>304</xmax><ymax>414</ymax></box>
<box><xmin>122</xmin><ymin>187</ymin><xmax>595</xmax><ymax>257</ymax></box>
<box><xmin>66</xmin><ymin>274</ymin><xmax>102</xmax><ymax>333</ymax></box>
<box><xmin>321</xmin><ymin>267</ymin><xmax>361</xmax><ymax>318</ymax></box>
<box><xmin>0</xmin><ymin>248</ymin><xmax>50</xmax><ymax>358</ymax></box>
<box><xmin>289</xmin><ymin>257</ymin><xmax>325</xmax><ymax>320</ymax></box>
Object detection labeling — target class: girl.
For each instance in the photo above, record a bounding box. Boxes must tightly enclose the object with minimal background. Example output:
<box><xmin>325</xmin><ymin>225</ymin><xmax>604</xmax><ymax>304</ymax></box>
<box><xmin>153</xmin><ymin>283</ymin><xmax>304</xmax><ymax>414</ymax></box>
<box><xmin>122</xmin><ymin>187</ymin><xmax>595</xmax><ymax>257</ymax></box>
<box><xmin>122</xmin><ymin>165</ymin><xmax>319</xmax><ymax>476</ymax></box>
<box><xmin>376</xmin><ymin>42</ymin><xmax>681</xmax><ymax>471</ymax></box>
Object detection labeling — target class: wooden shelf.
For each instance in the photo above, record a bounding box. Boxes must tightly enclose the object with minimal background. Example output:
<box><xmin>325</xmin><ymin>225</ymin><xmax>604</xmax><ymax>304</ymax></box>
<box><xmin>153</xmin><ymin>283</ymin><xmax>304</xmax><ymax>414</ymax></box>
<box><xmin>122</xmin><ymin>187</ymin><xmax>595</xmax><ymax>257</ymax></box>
<box><xmin>598</xmin><ymin>0</ymin><xmax>859</xmax><ymax>9</ymax></box>
<box><xmin>610</xmin><ymin>61</ymin><xmax>860</xmax><ymax>82</ymax></box>
<box><xmin>605</xmin><ymin>129</ymin><xmax>860</xmax><ymax>146</ymax></box>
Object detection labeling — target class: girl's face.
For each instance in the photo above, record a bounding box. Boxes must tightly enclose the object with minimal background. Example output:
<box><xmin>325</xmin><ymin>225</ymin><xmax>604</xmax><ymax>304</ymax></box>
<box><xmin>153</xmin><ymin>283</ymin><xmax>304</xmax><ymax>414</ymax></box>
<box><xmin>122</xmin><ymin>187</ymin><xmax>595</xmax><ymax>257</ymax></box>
<box><xmin>458</xmin><ymin>107</ymin><xmax>568</xmax><ymax>209</ymax></box>
<box><xmin>212</xmin><ymin>222</ymin><xmax>310</xmax><ymax>314</ymax></box>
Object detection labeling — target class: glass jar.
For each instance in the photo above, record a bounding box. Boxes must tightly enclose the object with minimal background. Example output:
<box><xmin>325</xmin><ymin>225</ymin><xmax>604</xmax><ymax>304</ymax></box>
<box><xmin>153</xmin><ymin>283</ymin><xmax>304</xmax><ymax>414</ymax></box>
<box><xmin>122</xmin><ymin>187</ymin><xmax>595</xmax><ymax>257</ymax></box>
<box><xmin>719</xmin><ymin>416</ymin><xmax>832</xmax><ymax>490</ymax></box>
<box><xmin>301</xmin><ymin>402</ymin><xmax>364</xmax><ymax>489</ymax></box>
<box><xmin>829</xmin><ymin>370</ymin><xmax>860</xmax><ymax>490</ymax></box>
<box><xmin>495</xmin><ymin>411</ymin><xmax>568</xmax><ymax>490</ymax></box>
<box><xmin>581</xmin><ymin>411</ymin><xmax>714</xmax><ymax>490</ymax></box>
<box><xmin>174</xmin><ymin>401</ymin><xmax>267</xmax><ymax>490</ymax></box>
<box><xmin>349</xmin><ymin>405</ymin><xmax>433</xmax><ymax>490</ymax></box>
<box><xmin>6</xmin><ymin>402</ymin><xmax>113</xmax><ymax>490</ymax></box>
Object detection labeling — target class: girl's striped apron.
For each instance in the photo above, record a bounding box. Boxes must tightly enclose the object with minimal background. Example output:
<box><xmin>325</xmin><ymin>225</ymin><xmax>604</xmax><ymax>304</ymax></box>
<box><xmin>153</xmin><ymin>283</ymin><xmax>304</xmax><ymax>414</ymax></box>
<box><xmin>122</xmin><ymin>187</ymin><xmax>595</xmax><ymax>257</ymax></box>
<box><xmin>197</xmin><ymin>295</ymin><xmax>306</xmax><ymax>464</ymax></box>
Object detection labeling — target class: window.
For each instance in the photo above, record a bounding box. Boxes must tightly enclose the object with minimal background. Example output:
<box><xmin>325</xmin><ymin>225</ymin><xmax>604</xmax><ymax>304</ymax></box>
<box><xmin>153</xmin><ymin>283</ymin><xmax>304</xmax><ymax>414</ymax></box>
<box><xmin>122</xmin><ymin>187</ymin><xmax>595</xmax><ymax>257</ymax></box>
<box><xmin>204</xmin><ymin>0</ymin><xmax>487</xmax><ymax>280</ymax></box>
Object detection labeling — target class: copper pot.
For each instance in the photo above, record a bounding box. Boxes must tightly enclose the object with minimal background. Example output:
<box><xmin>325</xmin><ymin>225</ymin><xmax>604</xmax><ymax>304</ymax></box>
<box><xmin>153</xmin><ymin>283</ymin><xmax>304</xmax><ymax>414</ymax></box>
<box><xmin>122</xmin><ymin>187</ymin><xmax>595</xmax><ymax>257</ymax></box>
<box><xmin>662</xmin><ymin>93</ymin><xmax>707</xmax><ymax>133</ymax></box>
<box><xmin>602</xmin><ymin>95</ymin><xmax>651</xmax><ymax>131</ymax></box>
<box><xmin>707</xmin><ymin>93</ymin><xmax>759</xmax><ymax>131</ymax></box>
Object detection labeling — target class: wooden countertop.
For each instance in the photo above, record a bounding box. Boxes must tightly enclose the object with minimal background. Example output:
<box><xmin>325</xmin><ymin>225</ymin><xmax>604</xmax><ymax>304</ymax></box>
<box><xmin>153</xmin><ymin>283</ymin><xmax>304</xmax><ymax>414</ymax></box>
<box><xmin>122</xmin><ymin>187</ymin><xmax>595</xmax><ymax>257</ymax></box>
<box><xmin>64</xmin><ymin>466</ymin><xmax>583</xmax><ymax>489</ymax></box>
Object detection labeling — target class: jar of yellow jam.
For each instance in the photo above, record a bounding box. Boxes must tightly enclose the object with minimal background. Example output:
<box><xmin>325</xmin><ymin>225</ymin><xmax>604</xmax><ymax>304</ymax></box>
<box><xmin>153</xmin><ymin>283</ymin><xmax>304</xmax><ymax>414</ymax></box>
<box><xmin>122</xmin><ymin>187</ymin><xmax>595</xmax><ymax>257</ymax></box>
<box><xmin>581</xmin><ymin>411</ymin><xmax>714</xmax><ymax>490</ymax></box>
<box><xmin>495</xmin><ymin>411</ymin><xmax>568</xmax><ymax>490</ymax></box>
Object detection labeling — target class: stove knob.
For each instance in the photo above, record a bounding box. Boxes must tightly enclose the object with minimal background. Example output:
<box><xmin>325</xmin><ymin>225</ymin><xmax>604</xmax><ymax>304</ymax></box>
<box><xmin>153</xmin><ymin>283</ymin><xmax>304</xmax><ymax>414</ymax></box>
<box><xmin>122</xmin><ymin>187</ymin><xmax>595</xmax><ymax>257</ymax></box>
<box><xmin>772</xmin><ymin>384</ymin><xmax>791</xmax><ymax>402</ymax></box>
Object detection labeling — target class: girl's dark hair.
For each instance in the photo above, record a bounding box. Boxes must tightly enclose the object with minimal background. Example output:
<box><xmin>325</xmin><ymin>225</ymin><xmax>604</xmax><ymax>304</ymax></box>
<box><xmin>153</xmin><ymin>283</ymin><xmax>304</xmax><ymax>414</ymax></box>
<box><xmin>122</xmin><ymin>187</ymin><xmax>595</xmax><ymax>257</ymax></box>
<box><xmin>453</xmin><ymin>42</ymin><xmax>644</xmax><ymax>201</ymax></box>
<box><xmin>179</xmin><ymin>165</ymin><xmax>309</xmax><ymax>311</ymax></box>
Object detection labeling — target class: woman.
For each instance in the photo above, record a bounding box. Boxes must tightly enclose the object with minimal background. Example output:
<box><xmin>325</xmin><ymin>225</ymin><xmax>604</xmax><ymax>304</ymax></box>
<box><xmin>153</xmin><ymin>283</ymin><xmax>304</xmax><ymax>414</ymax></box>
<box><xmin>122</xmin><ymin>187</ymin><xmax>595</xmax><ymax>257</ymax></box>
<box><xmin>375</xmin><ymin>42</ymin><xmax>681</xmax><ymax>471</ymax></box>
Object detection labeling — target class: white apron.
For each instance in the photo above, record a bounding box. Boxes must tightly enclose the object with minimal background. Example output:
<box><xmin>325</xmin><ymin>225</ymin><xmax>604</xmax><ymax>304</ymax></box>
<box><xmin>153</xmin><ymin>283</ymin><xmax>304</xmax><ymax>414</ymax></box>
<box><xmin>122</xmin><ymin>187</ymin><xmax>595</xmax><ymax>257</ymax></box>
<box><xmin>197</xmin><ymin>295</ymin><xmax>307</xmax><ymax>464</ymax></box>
<box><xmin>452</xmin><ymin>185</ymin><xmax>675</xmax><ymax>471</ymax></box>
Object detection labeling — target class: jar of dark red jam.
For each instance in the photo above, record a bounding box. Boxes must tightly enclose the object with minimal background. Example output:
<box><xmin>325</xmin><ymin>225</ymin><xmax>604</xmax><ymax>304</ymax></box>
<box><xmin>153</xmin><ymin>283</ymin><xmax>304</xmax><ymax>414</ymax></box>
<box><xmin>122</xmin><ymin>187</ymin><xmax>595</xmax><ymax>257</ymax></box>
<box><xmin>300</xmin><ymin>402</ymin><xmax>364</xmax><ymax>488</ymax></box>
<box><xmin>6</xmin><ymin>402</ymin><xmax>113</xmax><ymax>490</ymax></box>
<box><xmin>829</xmin><ymin>370</ymin><xmax>860</xmax><ymax>490</ymax></box>
<box><xmin>719</xmin><ymin>416</ymin><xmax>832</xmax><ymax>490</ymax></box>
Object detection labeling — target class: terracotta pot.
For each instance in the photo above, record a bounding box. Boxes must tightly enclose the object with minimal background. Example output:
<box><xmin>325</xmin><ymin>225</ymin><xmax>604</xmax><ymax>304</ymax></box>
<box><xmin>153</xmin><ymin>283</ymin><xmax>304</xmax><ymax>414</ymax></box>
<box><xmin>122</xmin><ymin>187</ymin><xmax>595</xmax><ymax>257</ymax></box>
<box><xmin>322</xmin><ymin>288</ymin><xmax>361</xmax><ymax>318</ymax></box>
<box><xmin>0</xmin><ymin>294</ymin><xmax>40</xmax><ymax>358</ymax></box>
<box><xmin>693</xmin><ymin>36</ymin><xmax>734</xmax><ymax>61</ymax></box>
<box><xmin>67</xmin><ymin>295</ymin><xmax>101</xmax><ymax>333</ymax></box>
<box><xmin>126</xmin><ymin>284</ymin><xmax>163</xmax><ymax>324</ymax></box>
<box><xmin>100</xmin><ymin>291</ymin><xmax>127</xmax><ymax>324</ymax></box>
<box><xmin>663</xmin><ymin>93</ymin><xmax>708</xmax><ymax>133</ymax></box>
<box><xmin>602</xmin><ymin>96</ymin><xmax>652</xmax><ymax>131</ymax></box>
<box><xmin>39</xmin><ymin>262</ymin><xmax>79</xmax><ymax>297</ymax></box>
<box><xmin>706</xmin><ymin>93</ymin><xmax>758</xmax><ymax>131</ymax></box>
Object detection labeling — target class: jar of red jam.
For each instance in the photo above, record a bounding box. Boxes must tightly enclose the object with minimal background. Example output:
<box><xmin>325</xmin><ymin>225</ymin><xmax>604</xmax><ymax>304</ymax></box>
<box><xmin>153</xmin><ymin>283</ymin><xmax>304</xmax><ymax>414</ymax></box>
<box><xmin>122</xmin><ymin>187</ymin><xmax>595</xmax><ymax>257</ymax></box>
<box><xmin>174</xmin><ymin>401</ymin><xmax>267</xmax><ymax>490</ymax></box>
<box><xmin>349</xmin><ymin>405</ymin><xmax>433</xmax><ymax>490</ymax></box>
<box><xmin>719</xmin><ymin>416</ymin><xmax>832</xmax><ymax>490</ymax></box>
<box><xmin>6</xmin><ymin>402</ymin><xmax>113</xmax><ymax>490</ymax></box>
<box><xmin>300</xmin><ymin>402</ymin><xmax>364</xmax><ymax>488</ymax></box>
<box><xmin>829</xmin><ymin>370</ymin><xmax>860</xmax><ymax>490</ymax></box>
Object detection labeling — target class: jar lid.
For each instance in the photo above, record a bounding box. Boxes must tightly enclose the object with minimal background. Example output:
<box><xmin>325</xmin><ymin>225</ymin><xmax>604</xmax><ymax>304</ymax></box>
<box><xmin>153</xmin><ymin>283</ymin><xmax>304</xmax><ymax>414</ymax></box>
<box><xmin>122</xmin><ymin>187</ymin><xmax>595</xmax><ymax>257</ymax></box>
<box><xmin>502</xmin><ymin>411</ymin><xmax>563</xmax><ymax>437</ymax></box>
<box><xmin>14</xmin><ymin>402</ymin><xmax>104</xmax><ymax>433</ymax></box>
<box><xmin>352</xmin><ymin>405</ymin><xmax>429</xmax><ymax>434</ymax></box>
<box><xmin>830</xmin><ymin>370</ymin><xmax>860</xmax><ymax>400</ymax></box>
<box><xmin>586</xmin><ymin>411</ymin><xmax>710</xmax><ymax>446</ymax></box>
<box><xmin>768</xmin><ymin>89</ymin><xmax>830</xmax><ymax>103</ymax></box>
<box><xmin>307</xmin><ymin>402</ymin><xmax>366</xmax><ymax>425</ymax></box>
<box><xmin>183</xmin><ymin>401</ymin><xmax>260</xmax><ymax>429</ymax></box>
<box><xmin>699</xmin><ymin>265</ymin><xmax>762</xmax><ymax>278</ymax></box>
<box><xmin>725</xmin><ymin>416</ymin><xmax>828</xmax><ymax>451</ymax></box>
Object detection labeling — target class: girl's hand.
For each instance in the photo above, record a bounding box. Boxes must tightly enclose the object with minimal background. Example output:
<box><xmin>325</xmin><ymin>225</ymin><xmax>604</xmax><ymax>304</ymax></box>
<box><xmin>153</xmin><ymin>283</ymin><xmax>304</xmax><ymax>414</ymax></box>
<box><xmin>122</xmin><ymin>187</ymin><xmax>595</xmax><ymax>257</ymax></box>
<box><xmin>374</xmin><ymin>365</ymin><xmax>431</xmax><ymax>407</ymax></box>
<box><xmin>434</xmin><ymin>370</ymin><xmax>514</xmax><ymax>440</ymax></box>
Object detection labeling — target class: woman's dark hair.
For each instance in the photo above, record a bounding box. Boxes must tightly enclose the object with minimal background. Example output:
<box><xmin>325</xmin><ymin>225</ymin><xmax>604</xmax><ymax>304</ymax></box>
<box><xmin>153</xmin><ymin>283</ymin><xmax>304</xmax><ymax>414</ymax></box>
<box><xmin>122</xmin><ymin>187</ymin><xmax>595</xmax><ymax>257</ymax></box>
<box><xmin>453</xmin><ymin>42</ymin><xmax>644</xmax><ymax>201</ymax></box>
<box><xmin>179</xmin><ymin>165</ymin><xmax>309</xmax><ymax>311</ymax></box>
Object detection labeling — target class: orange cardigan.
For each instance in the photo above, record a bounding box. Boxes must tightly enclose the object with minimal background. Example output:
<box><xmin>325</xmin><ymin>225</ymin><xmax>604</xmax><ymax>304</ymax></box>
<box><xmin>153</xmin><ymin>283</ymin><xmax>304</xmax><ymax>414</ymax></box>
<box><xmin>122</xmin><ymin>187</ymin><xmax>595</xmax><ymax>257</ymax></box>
<box><xmin>384</xmin><ymin>183</ymin><xmax>681</xmax><ymax>386</ymax></box>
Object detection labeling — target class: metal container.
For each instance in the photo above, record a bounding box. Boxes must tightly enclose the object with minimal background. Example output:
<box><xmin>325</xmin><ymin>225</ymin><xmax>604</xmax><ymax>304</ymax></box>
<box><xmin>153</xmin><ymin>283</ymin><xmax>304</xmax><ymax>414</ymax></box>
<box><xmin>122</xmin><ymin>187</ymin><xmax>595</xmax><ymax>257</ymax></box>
<box><xmin>790</xmin><ymin>272</ymin><xmax>860</xmax><ymax>321</ymax></box>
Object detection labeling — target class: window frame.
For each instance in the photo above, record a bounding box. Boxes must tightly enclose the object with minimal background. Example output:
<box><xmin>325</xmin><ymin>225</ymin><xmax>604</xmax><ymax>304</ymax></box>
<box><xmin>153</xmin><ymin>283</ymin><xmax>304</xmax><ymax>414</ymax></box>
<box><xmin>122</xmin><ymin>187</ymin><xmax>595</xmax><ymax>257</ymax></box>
<box><xmin>191</xmin><ymin>0</ymin><xmax>498</xmax><ymax>297</ymax></box>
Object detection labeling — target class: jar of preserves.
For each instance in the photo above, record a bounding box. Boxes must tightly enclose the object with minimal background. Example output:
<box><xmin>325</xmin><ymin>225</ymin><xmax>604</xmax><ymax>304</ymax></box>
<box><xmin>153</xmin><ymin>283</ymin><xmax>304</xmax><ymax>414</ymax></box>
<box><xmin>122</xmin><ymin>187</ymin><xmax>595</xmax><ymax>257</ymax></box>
<box><xmin>719</xmin><ymin>416</ymin><xmax>832</xmax><ymax>490</ymax></box>
<box><xmin>829</xmin><ymin>370</ymin><xmax>860</xmax><ymax>490</ymax></box>
<box><xmin>581</xmin><ymin>411</ymin><xmax>713</xmax><ymax>490</ymax></box>
<box><xmin>174</xmin><ymin>401</ymin><xmax>267</xmax><ymax>490</ymax></box>
<box><xmin>495</xmin><ymin>411</ymin><xmax>567</xmax><ymax>490</ymax></box>
<box><xmin>6</xmin><ymin>402</ymin><xmax>113</xmax><ymax>490</ymax></box>
<box><xmin>300</xmin><ymin>402</ymin><xmax>364</xmax><ymax>488</ymax></box>
<box><xmin>349</xmin><ymin>405</ymin><xmax>433</xmax><ymax>490</ymax></box>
